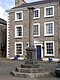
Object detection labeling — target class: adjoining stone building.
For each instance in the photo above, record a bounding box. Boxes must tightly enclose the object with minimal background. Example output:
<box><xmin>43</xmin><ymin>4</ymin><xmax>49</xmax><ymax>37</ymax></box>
<box><xmin>0</xmin><ymin>18</ymin><xmax>7</xmax><ymax>57</ymax></box>
<box><xmin>7</xmin><ymin>0</ymin><xmax>60</xmax><ymax>61</ymax></box>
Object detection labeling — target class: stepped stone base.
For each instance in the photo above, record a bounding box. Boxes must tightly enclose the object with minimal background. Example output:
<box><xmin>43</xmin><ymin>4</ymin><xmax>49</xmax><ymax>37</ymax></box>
<box><xmin>16</xmin><ymin>67</ymin><xmax>48</xmax><ymax>73</ymax></box>
<box><xmin>10</xmin><ymin>71</ymin><xmax>51</xmax><ymax>78</ymax></box>
<box><xmin>10</xmin><ymin>67</ymin><xmax>51</xmax><ymax>78</ymax></box>
<box><xmin>10</xmin><ymin>47</ymin><xmax>51</xmax><ymax>78</ymax></box>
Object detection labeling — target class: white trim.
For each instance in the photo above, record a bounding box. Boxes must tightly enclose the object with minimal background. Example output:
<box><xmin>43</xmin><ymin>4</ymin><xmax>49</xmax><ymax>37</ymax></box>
<box><xmin>44</xmin><ymin>41</ymin><xmax>55</xmax><ymax>56</ymax></box>
<box><xmin>7</xmin><ymin>12</ymin><xmax>9</xmax><ymax>58</ymax></box>
<box><xmin>33</xmin><ymin>23</ymin><xmax>40</xmax><ymax>37</ymax></box>
<box><xmin>34</xmin><ymin>40</ymin><xmax>43</xmax><ymax>44</ymax></box>
<box><xmin>15</xmin><ymin>42</ymin><xmax>23</xmax><ymax>56</ymax></box>
<box><xmin>7</xmin><ymin>57</ymin><xmax>59</xmax><ymax>61</ymax></box>
<box><xmin>15</xmin><ymin>25</ymin><xmax>23</xmax><ymax>38</ymax></box>
<box><xmin>33</xmin><ymin>8</ymin><xmax>40</xmax><ymax>19</ymax></box>
<box><xmin>42</xmin><ymin>58</ymin><xmax>59</xmax><ymax>62</ymax></box>
<box><xmin>44</xmin><ymin>21</ymin><xmax>54</xmax><ymax>36</ymax></box>
<box><xmin>44</xmin><ymin>6</ymin><xmax>54</xmax><ymax>17</ymax></box>
<box><xmin>7</xmin><ymin>57</ymin><xmax>24</xmax><ymax>60</ymax></box>
<box><xmin>15</xmin><ymin>11</ymin><xmax>23</xmax><ymax>21</ymax></box>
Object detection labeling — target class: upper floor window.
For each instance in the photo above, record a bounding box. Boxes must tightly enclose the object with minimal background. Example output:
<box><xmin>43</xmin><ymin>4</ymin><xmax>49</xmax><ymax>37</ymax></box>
<box><xmin>44</xmin><ymin>6</ymin><xmax>54</xmax><ymax>17</ymax></box>
<box><xmin>33</xmin><ymin>23</ymin><xmax>40</xmax><ymax>37</ymax></box>
<box><xmin>15</xmin><ymin>11</ymin><xmax>23</xmax><ymax>21</ymax></box>
<box><xmin>15</xmin><ymin>25</ymin><xmax>23</xmax><ymax>38</ymax></box>
<box><xmin>44</xmin><ymin>21</ymin><xmax>54</xmax><ymax>36</ymax></box>
<box><xmin>33</xmin><ymin>8</ymin><xmax>40</xmax><ymax>19</ymax></box>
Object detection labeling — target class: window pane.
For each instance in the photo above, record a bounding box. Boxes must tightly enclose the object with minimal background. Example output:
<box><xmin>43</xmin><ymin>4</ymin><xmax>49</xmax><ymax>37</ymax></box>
<box><xmin>16</xmin><ymin>27</ymin><xmax>22</xmax><ymax>36</ymax></box>
<box><xmin>46</xmin><ymin>8</ymin><xmax>50</xmax><ymax>16</ymax></box>
<box><xmin>17</xmin><ymin>13</ymin><xmax>22</xmax><ymax>19</ymax></box>
<box><xmin>46</xmin><ymin>23</ymin><xmax>53</xmax><ymax>34</ymax></box>
<box><xmin>50</xmin><ymin>8</ymin><xmax>53</xmax><ymax>15</ymax></box>
<box><xmin>33</xmin><ymin>25</ymin><xmax>38</xmax><ymax>35</ymax></box>
<box><xmin>16</xmin><ymin>44</ymin><xmax>22</xmax><ymax>55</ymax></box>
<box><xmin>34</xmin><ymin>10</ymin><xmax>38</xmax><ymax>17</ymax></box>
<box><xmin>46</xmin><ymin>8</ymin><xmax>53</xmax><ymax>16</ymax></box>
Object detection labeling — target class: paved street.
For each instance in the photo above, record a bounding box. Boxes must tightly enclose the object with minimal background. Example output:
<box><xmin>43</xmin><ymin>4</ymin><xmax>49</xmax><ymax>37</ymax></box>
<box><xmin>0</xmin><ymin>58</ymin><xmax>60</xmax><ymax>80</ymax></box>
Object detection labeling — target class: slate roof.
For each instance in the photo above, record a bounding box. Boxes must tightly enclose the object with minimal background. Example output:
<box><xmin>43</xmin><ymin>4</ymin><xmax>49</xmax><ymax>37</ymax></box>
<box><xmin>12</xmin><ymin>0</ymin><xmax>60</xmax><ymax>9</ymax></box>
<box><xmin>0</xmin><ymin>18</ymin><xmax>7</xmax><ymax>25</ymax></box>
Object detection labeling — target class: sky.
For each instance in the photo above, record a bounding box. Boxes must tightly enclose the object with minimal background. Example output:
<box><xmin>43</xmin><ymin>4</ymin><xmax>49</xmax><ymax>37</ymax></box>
<box><xmin>0</xmin><ymin>0</ymin><xmax>42</xmax><ymax>21</ymax></box>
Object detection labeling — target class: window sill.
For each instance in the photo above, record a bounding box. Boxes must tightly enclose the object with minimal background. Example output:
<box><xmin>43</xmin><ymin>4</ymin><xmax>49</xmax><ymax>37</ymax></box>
<box><xmin>44</xmin><ymin>34</ymin><xmax>54</xmax><ymax>37</ymax></box>
<box><xmin>33</xmin><ymin>35</ymin><xmax>40</xmax><ymax>38</ymax></box>
<box><xmin>44</xmin><ymin>15</ymin><xmax>54</xmax><ymax>18</ymax></box>
<box><xmin>15</xmin><ymin>37</ymin><xmax>23</xmax><ymax>39</ymax></box>
<box><xmin>33</xmin><ymin>17</ymin><xmax>40</xmax><ymax>20</ymax></box>
<box><xmin>45</xmin><ymin>54</ymin><xmax>55</xmax><ymax>57</ymax></box>
<box><xmin>15</xmin><ymin>19</ymin><xmax>23</xmax><ymax>22</ymax></box>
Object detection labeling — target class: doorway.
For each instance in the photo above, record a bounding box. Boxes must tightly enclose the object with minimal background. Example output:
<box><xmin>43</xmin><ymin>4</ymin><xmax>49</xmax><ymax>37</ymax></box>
<box><xmin>36</xmin><ymin>45</ymin><xmax>41</xmax><ymax>60</ymax></box>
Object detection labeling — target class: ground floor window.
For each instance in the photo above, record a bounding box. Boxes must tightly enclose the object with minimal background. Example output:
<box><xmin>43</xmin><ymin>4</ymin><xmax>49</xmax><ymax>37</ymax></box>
<box><xmin>15</xmin><ymin>42</ymin><xmax>23</xmax><ymax>56</ymax></box>
<box><xmin>44</xmin><ymin>41</ymin><xmax>55</xmax><ymax>56</ymax></box>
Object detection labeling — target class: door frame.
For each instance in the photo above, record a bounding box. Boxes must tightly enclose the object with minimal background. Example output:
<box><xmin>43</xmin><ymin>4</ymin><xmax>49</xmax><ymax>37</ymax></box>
<box><xmin>34</xmin><ymin>43</ymin><xmax>43</xmax><ymax>59</ymax></box>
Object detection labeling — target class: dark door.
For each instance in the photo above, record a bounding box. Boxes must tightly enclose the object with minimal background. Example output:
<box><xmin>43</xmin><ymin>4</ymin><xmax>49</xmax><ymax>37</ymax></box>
<box><xmin>36</xmin><ymin>45</ymin><xmax>41</xmax><ymax>60</ymax></box>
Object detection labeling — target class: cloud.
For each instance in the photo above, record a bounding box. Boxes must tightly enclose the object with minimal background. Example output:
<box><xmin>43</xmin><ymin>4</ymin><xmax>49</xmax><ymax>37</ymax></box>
<box><xmin>0</xmin><ymin>2</ymin><xmax>1</xmax><ymax>5</ymax></box>
<box><xmin>5</xmin><ymin>3</ymin><xmax>14</xmax><ymax>9</ymax></box>
<box><xmin>6</xmin><ymin>0</ymin><xmax>15</xmax><ymax>3</ymax></box>
<box><xmin>0</xmin><ymin>6</ymin><xmax>7</xmax><ymax>21</ymax></box>
<box><xmin>0</xmin><ymin>0</ymin><xmax>15</xmax><ymax>21</ymax></box>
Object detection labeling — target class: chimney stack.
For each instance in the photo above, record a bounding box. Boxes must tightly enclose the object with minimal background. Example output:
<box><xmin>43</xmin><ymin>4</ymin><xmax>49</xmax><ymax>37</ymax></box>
<box><xmin>15</xmin><ymin>0</ymin><xmax>26</xmax><ymax>6</ymax></box>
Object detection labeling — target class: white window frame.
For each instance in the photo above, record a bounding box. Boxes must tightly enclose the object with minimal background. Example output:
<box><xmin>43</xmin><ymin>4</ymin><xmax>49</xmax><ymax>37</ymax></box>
<box><xmin>33</xmin><ymin>8</ymin><xmax>40</xmax><ymax>19</ymax></box>
<box><xmin>44</xmin><ymin>41</ymin><xmax>55</xmax><ymax>56</ymax></box>
<box><xmin>15</xmin><ymin>25</ymin><xmax>23</xmax><ymax>38</ymax></box>
<box><xmin>44</xmin><ymin>21</ymin><xmax>54</xmax><ymax>36</ymax></box>
<box><xmin>44</xmin><ymin>6</ymin><xmax>54</xmax><ymax>17</ymax></box>
<box><xmin>15</xmin><ymin>42</ymin><xmax>23</xmax><ymax>56</ymax></box>
<box><xmin>33</xmin><ymin>23</ymin><xmax>40</xmax><ymax>37</ymax></box>
<box><xmin>15</xmin><ymin>11</ymin><xmax>23</xmax><ymax>21</ymax></box>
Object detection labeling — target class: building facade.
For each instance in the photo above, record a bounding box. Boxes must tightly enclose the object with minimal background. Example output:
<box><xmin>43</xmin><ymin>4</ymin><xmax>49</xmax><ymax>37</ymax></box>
<box><xmin>7</xmin><ymin>0</ymin><xmax>60</xmax><ymax>61</ymax></box>
<box><xmin>0</xmin><ymin>18</ymin><xmax>7</xmax><ymax>57</ymax></box>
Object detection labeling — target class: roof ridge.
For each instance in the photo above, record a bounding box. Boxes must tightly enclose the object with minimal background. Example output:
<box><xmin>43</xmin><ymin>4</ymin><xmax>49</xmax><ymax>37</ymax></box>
<box><xmin>12</xmin><ymin>0</ymin><xmax>60</xmax><ymax>9</ymax></box>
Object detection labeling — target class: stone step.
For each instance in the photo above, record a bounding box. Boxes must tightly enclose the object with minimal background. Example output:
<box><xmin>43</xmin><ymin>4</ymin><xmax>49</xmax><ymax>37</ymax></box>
<box><xmin>21</xmin><ymin>63</ymin><xmax>39</xmax><ymax>68</ymax></box>
<box><xmin>15</xmin><ymin>67</ymin><xmax>48</xmax><ymax>73</ymax></box>
<box><xmin>10</xmin><ymin>71</ymin><xmax>51</xmax><ymax>78</ymax></box>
